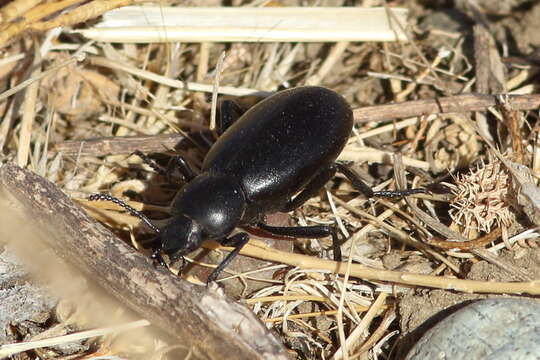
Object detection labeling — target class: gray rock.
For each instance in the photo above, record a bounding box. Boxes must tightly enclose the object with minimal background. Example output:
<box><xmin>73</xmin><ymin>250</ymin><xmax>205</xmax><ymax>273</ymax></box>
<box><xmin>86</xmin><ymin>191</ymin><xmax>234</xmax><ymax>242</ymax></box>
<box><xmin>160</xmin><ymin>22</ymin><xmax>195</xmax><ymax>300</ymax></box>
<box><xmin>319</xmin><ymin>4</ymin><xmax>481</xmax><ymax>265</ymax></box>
<box><xmin>0</xmin><ymin>247</ymin><xmax>57</xmax><ymax>344</ymax></box>
<box><xmin>406</xmin><ymin>298</ymin><xmax>540</xmax><ymax>360</ymax></box>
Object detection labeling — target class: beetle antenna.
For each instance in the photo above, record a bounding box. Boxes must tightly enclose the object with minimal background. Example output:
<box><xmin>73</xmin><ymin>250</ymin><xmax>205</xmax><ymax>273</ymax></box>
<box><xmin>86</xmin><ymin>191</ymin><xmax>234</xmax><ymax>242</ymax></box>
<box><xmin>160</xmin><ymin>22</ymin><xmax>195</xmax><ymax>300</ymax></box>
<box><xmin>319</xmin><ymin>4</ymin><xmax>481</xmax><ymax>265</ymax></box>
<box><xmin>88</xmin><ymin>194</ymin><xmax>161</xmax><ymax>234</ymax></box>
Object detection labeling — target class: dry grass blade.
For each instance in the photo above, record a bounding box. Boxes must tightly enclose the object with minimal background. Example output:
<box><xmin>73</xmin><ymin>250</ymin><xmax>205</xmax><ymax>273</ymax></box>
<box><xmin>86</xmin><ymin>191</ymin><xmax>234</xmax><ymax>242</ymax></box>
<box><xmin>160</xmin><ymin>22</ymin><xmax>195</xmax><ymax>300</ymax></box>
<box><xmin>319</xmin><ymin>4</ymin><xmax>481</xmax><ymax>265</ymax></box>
<box><xmin>0</xmin><ymin>320</ymin><xmax>150</xmax><ymax>357</ymax></box>
<box><xmin>79</xmin><ymin>6</ymin><xmax>409</xmax><ymax>43</ymax></box>
<box><xmin>211</xmin><ymin>239</ymin><xmax>540</xmax><ymax>295</ymax></box>
<box><xmin>333</xmin><ymin>292</ymin><xmax>388</xmax><ymax>360</ymax></box>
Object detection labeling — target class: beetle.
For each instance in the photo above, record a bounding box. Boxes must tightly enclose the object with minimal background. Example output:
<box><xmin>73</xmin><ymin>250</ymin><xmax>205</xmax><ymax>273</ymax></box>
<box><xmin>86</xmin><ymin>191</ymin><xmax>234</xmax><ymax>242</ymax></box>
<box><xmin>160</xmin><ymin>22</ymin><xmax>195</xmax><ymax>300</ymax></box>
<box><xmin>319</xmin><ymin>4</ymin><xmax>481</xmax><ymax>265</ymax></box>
<box><xmin>90</xmin><ymin>86</ymin><xmax>426</xmax><ymax>283</ymax></box>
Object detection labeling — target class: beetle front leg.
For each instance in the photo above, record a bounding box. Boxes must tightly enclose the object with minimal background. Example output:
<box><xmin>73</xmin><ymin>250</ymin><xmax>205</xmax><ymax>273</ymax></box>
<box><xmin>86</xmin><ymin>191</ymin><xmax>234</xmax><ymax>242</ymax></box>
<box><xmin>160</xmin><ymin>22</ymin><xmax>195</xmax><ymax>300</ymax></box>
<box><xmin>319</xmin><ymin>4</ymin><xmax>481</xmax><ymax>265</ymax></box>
<box><xmin>207</xmin><ymin>232</ymin><xmax>250</xmax><ymax>284</ymax></box>
<box><xmin>257</xmin><ymin>223</ymin><xmax>342</xmax><ymax>261</ymax></box>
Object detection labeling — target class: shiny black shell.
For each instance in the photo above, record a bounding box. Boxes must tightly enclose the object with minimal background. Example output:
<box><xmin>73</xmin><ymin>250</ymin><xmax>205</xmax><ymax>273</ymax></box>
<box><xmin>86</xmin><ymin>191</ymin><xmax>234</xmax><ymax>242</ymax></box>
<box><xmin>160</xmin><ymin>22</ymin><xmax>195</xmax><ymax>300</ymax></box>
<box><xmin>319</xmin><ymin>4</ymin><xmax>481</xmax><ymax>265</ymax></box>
<box><xmin>202</xmin><ymin>86</ymin><xmax>353</xmax><ymax>218</ymax></box>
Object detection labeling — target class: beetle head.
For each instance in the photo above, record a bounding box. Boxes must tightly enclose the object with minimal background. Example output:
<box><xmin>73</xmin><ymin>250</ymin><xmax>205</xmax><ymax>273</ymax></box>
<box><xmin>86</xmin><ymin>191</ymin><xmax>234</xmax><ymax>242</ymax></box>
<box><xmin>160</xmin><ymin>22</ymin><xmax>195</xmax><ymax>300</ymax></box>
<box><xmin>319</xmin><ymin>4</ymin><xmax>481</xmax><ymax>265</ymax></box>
<box><xmin>158</xmin><ymin>214</ymin><xmax>204</xmax><ymax>257</ymax></box>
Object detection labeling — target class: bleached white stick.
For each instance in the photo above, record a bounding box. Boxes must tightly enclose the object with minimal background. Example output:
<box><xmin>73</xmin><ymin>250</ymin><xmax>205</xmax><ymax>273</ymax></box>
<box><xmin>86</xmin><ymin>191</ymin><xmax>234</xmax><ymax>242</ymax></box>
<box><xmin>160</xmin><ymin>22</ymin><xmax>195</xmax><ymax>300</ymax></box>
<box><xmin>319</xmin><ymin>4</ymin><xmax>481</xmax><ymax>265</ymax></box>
<box><xmin>77</xmin><ymin>6</ymin><xmax>408</xmax><ymax>43</ymax></box>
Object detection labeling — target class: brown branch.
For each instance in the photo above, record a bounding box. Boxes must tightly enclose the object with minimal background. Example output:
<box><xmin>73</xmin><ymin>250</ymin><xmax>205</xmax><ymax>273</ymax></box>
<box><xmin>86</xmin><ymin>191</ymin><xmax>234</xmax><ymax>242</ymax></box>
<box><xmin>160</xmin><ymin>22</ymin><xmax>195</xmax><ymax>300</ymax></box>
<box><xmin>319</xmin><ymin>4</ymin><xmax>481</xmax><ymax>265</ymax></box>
<box><xmin>427</xmin><ymin>228</ymin><xmax>502</xmax><ymax>250</ymax></box>
<box><xmin>0</xmin><ymin>163</ymin><xmax>287</xmax><ymax>360</ymax></box>
<box><xmin>53</xmin><ymin>134</ymin><xmax>185</xmax><ymax>157</ymax></box>
<box><xmin>353</xmin><ymin>93</ymin><xmax>540</xmax><ymax>123</ymax></box>
<box><xmin>0</xmin><ymin>0</ymin><xmax>136</xmax><ymax>49</ymax></box>
<box><xmin>52</xmin><ymin>93</ymin><xmax>540</xmax><ymax>157</ymax></box>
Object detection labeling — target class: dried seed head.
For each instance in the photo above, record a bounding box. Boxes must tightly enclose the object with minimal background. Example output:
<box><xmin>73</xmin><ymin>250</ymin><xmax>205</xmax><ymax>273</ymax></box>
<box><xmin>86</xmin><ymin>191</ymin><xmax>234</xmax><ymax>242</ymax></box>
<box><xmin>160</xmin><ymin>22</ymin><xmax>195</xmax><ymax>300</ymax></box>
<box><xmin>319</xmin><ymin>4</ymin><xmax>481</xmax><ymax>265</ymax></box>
<box><xmin>449</xmin><ymin>158</ymin><xmax>515</xmax><ymax>235</ymax></box>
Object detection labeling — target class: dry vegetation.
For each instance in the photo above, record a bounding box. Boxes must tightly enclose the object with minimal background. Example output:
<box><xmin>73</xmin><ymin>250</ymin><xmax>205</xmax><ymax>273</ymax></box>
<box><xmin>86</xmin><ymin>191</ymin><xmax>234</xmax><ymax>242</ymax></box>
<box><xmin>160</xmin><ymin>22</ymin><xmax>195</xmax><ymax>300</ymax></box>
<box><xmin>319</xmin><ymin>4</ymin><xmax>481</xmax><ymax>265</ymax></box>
<box><xmin>1</xmin><ymin>0</ymin><xmax>540</xmax><ymax>359</ymax></box>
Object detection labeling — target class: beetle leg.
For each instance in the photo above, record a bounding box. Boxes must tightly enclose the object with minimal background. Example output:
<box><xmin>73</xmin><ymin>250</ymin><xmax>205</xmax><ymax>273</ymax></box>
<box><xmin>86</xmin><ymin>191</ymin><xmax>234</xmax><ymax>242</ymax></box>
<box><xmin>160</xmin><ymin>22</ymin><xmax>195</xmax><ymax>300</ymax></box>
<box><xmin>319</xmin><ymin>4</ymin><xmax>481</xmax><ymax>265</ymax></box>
<box><xmin>257</xmin><ymin>223</ymin><xmax>342</xmax><ymax>261</ymax></box>
<box><xmin>334</xmin><ymin>163</ymin><xmax>428</xmax><ymax>198</ymax></box>
<box><xmin>282</xmin><ymin>166</ymin><xmax>337</xmax><ymax>212</ymax></box>
<box><xmin>217</xmin><ymin>99</ymin><xmax>244</xmax><ymax>135</ymax></box>
<box><xmin>131</xmin><ymin>150</ymin><xmax>168</xmax><ymax>176</ymax></box>
<box><xmin>151</xmin><ymin>247</ymin><xmax>167</xmax><ymax>267</ymax></box>
<box><xmin>131</xmin><ymin>150</ymin><xmax>198</xmax><ymax>183</ymax></box>
<box><xmin>207</xmin><ymin>232</ymin><xmax>250</xmax><ymax>284</ymax></box>
<box><xmin>166</xmin><ymin>156</ymin><xmax>198</xmax><ymax>182</ymax></box>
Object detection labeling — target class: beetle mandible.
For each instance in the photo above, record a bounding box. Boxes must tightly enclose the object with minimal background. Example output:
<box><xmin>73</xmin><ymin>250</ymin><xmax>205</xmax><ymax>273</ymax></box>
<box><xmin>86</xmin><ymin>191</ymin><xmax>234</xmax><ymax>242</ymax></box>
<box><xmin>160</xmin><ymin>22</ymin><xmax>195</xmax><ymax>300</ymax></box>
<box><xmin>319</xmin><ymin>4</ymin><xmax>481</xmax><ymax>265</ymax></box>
<box><xmin>91</xmin><ymin>86</ymin><xmax>426</xmax><ymax>283</ymax></box>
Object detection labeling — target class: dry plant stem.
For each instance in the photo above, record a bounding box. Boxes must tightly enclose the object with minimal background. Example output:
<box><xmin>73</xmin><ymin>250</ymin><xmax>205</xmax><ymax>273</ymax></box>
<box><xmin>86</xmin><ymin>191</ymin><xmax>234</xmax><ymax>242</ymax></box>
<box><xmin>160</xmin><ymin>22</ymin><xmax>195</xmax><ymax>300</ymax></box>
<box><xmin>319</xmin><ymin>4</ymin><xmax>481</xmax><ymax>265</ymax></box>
<box><xmin>209</xmin><ymin>51</ymin><xmax>226</xmax><ymax>131</ymax></box>
<box><xmin>222</xmin><ymin>239</ymin><xmax>540</xmax><ymax>295</ymax></box>
<box><xmin>89</xmin><ymin>56</ymin><xmax>256</xmax><ymax>96</ymax></box>
<box><xmin>429</xmin><ymin>227</ymin><xmax>533</xmax><ymax>281</ymax></box>
<box><xmin>17</xmin><ymin>62</ymin><xmax>40</xmax><ymax>167</ymax></box>
<box><xmin>264</xmin><ymin>305</ymin><xmax>372</xmax><ymax>324</ymax></box>
<box><xmin>102</xmin><ymin>98</ymin><xmax>208</xmax><ymax>130</ymax></box>
<box><xmin>53</xmin><ymin>92</ymin><xmax>540</xmax><ymax>157</ymax></box>
<box><xmin>348</xmin><ymin>115</ymin><xmax>435</xmax><ymax>143</ymax></box>
<box><xmin>335</xmin><ymin>230</ymin><xmax>358</xmax><ymax>360</ymax></box>
<box><xmin>427</xmin><ymin>227</ymin><xmax>503</xmax><ymax>250</ymax></box>
<box><xmin>0</xmin><ymin>100</ymin><xmax>15</xmax><ymax>152</ymax></box>
<box><xmin>473</xmin><ymin>25</ymin><xmax>492</xmax><ymax>94</ymax></box>
<box><xmin>30</xmin><ymin>0</ymin><xmax>136</xmax><ymax>31</ymax></box>
<box><xmin>533</xmin><ymin>130</ymin><xmax>540</xmax><ymax>178</ymax></box>
<box><xmin>0</xmin><ymin>0</ymin><xmax>43</xmax><ymax>23</ymax></box>
<box><xmin>53</xmin><ymin>134</ymin><xmax>185</xmax><ymax>156</ymax></box>
<box><xmin>332</xmin><ymin>292</ymin><xmax>388</xmax><ymax>360</ymax></box>
<box><xmin>353</xmin><ymin>93</ymin><xmax>540</xmax><ymax>123</ymax></box>
<box><xmin>246</xmin><ymin>295</ymin><xmax>369</xmax><ymax>306</ymax></box>
<box><xmin>395</xmin><ymin>51</ymin><xmax>444</xmax><ymax>102</ymax></box>
<box><xmin>80</xmin><ymin>6</ymin><xmax>408</xmax><ymax>43</ymax></box>
<box><xmin>332</xmin><ymin>196</ymin><xmax>461</xmax><ymax>274</ymax></box>
<box><xmin>0</xmin><ymin>163</ymin><xmax>288</xmax><ymax>360</ymax></box>
<box><xmin>0</xmin><ymin>0</ymin><xmax>135</xmax><ymax>48</ymax></box>
<box><xmin>497</xmin><ymin>96</ymin><xmax>524</xmax><ymax>162</ymax></box>
<box><xmin>306</xmin><ymin>41</ymin><xmax>350</xmax><ymax>86</ymax></box>
<box><xmin>356</xmin><ymin>307</ymin><xmax>396</xmax><ymax>355</ymax></box>
<box><xmin>0</xmin><ymin>320</ymin><xmax>150</xmax><ymax>357</ymax></box>
<box><xmin>54</xmin><ymin>135</ymin><xmax>432</xmax><ymax>168</ymax></box>
<box><xmin>0</xmin><ymin>57</ymin><xmax>80</xmax><ymax>102</ymax></box>
<box><xmin>473</xmin><ymin>24</ymin><xmax>505</xmax><ymax>144</ymax></box>
<box><xmin>471</xmin><ymin>248</ymin><xmax>532</xmax><ymax>282</ymax></box>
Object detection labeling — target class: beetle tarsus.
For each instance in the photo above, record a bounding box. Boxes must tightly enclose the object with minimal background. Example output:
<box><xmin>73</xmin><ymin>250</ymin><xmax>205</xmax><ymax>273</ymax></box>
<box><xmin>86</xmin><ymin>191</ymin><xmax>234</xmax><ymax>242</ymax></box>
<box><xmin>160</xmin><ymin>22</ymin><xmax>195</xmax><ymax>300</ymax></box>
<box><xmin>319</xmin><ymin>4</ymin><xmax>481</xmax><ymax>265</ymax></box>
<box><xmin>151</xmin><ymin>250</ymin><xmax>167</xmax><ymax>267</ymax></box>
<box><xmin>334</xmin><ymin>162</ymin><xmax>428</xmax><ymax>199</ymax></box>
<box><xmin>372</xmin><ymin>188</ymin><xmax>427</xmax><ymax>198</ymax></box>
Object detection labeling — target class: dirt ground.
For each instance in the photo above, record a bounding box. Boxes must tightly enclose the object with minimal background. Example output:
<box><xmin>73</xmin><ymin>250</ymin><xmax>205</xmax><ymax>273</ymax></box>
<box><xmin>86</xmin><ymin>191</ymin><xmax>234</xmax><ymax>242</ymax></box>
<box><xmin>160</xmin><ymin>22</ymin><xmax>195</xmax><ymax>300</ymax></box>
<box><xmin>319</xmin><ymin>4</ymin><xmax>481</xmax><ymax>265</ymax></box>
<box><xmin>1</xmin><ymin>0</ymin><xmax>540</xmax><ymax>359</ymax></box>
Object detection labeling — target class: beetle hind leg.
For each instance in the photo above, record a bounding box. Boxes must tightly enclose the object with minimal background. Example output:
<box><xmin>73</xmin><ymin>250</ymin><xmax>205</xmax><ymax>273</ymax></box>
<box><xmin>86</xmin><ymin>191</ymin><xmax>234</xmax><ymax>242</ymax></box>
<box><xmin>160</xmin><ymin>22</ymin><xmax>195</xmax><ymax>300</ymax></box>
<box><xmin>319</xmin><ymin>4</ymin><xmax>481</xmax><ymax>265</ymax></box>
<box><xmin>257</xmin><ymin>223</ymin><xmax>342</xmax><ymax>261</ymax></box>
<box><xmin>282</xmin><ymin>165</ymin><xmax>337</xmax><ymax>212</ymax></box>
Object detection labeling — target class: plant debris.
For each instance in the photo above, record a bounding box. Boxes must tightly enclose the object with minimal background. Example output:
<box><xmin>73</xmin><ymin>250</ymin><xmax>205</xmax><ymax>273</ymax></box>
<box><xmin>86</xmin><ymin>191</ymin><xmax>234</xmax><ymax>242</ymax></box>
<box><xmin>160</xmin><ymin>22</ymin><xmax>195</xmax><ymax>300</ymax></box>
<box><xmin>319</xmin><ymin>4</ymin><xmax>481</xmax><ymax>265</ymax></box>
<box><xmin>1</xmin><ymin>0</ymin><xmax>540</xmax><ymax>359</ymax></box>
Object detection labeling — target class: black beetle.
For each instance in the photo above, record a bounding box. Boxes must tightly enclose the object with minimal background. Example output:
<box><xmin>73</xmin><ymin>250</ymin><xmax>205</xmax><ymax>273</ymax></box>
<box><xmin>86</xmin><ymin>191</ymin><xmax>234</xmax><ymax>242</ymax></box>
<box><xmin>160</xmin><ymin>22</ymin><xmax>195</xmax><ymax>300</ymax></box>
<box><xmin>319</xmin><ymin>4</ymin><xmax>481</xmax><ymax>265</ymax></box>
<box><xmin>91</xmin><ymin>86</ymin><xmax>426</xmax><ymax>283</ymax></box>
